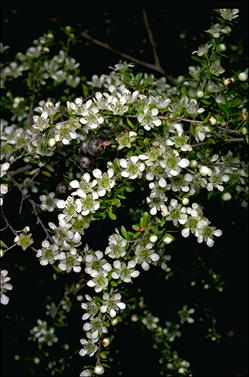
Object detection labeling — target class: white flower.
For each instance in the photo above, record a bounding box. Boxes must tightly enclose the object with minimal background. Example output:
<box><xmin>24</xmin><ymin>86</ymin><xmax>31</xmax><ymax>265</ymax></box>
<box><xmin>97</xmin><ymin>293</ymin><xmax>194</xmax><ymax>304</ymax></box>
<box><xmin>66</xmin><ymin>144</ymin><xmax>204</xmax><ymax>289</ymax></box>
<box><xmin>92</xmin><ymin>168</ymin><xmax>116</xmax><ymax>197</ymax></box>
<box><xmin>79</xmin><ymin>338</ymin><xmax>98</xmax><ymax>357</ymax></box>
<box><xmin>178</xmin><ymin>306</ymin><xmax>195</xmax><ymax>324</ymax></box>
<box><xmin>100</xmin><ymin>292</ymin><xmax>126</xmax><ymax>318</ymax></box>
<box><xmin>137</xmin><ymin>106</ymin><xmax>161</xmax><ymax>131</ymax></box>
<box><xmin>119</xmin><ymin>156</ymin><xmax>145</xmax><ymax>180</ymax></box>
<box><xmin>0</xmin><ymin>183</ymin><xmax>8</xmax><ymax>206</ymax></box>
<box><xmin>0</xmin><ymin>162</ymin><xmax>10</xmax><ymax>178</ymax></box>
<box><xmin>195</xmin><ymin>125</ymin><xmax>210</xmax><ymax>142</ymax></box>
<box><xmin>111</xmin><ymin>260</ymin><xmax>140</xmax><ymax>283</ymax></box>
<box><xmin>158</xmin><ymin>177</ymin><xmax>167</xmax><ymax>188</ymax></box>
<box><xmin>117</xmin><ymin>131</ymin><xmax>137</xmax><ymax>150</ymax></box>
<box><xmin>0</xmin><ymin>184</ymin><xmax>8</xmax><ymax>195</ymax></box>
<box><xmin>181</xmin><ymin>228</ymin><xmax>190</xmax><ymax>238</ymax></box>
<box><xmin>56</xmin><ymin>199</ymin><xmax>66</xmax><ymax>209</ymax></box>
<box><xmin>135</xmin><ymin>242</ymin><xmax>160</xmax><ymax>270</ymax></box>
<box><xmin>218</xmin><ymin>8</ymin><xmax>239</xmax><ymax>21</ymax></box>
<box><xmin>56</xmin><ymin>248</ymin><xmax>83</xmax><ymax>273</ymax></box>
<box><xmin>69</xmin><ymin>180</ymin><xmax>80</xmax><ymax>189</ymax></box>
<box><xmin>178</xmin><ymin>158</ymin><xmax>190</xmax><ymax>168</ymax></box>
<box><xmin>105</xmin><ymin>233</ymin><xmax>127</xmax><ymax>259</ymax></box>
<box><xmin>0</xmin><ymin>270</ymin><xmax>13</xmax><ymax>305</ymax></box>
<box><xmin>87</xmin><ymin>273</ymin><xmax>109</xmax><ymax>293</ymax></box>
<box><xmin>83</xmin><ymin>316</ymin><xmax>107</xmax><ymax>340</ymax></box>
<box><xmin>81</xmin><ymin>294</ymin><xmax>99</xmax><ymax>320</ymax></box>
<box><xmin>36</xmin><ymin>240</ymin><xmax>59</xmax><ymax>266</ymax></box>
<box><xmin>14</xmin><ymin>232</ymin><xmax>33</xmax><ymax>250</ymax></box>
<box><xmin>39</xmin><ymin>192</ymin><xmax>57</xmax><ymax>212</ymax></box>
<box><xmin>30</xmin><ymin>319</ymin><xmax>58</xmax><ymax>346</ymax></box>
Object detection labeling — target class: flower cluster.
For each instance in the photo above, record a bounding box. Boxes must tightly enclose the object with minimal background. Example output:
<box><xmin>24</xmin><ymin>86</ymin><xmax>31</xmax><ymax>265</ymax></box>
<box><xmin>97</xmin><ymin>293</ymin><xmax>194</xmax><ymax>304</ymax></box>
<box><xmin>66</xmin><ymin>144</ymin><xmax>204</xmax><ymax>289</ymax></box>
<box><xmin>29</xmin><ymin>319</ymin><xmax>58</xmax><ymax>346</ymax></box>
<box><xmin>0</xmin><ymin>7</ymin><xmax>248</xmax><ymax>377</ymax></box>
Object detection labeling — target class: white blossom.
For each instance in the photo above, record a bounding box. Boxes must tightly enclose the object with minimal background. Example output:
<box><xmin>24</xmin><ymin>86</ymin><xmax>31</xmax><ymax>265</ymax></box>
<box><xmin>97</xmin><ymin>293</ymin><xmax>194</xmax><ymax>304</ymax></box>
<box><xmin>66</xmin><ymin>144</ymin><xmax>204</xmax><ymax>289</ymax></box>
<box><xmin>0</xmin><ymin>270</ymin><xmax>13</xmax><ymax>305</ymax></box>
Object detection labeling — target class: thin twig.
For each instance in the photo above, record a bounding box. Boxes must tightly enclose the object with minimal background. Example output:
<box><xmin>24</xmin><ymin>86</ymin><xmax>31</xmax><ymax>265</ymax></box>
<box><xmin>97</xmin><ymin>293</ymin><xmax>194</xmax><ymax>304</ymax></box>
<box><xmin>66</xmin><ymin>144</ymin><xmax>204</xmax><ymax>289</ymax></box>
<box><xmin>29</xmin><ymin>199</ymin><xmax>53</xmax><ymax>241</ymax></box>
<box><xmin>176</xmin><ymin>117</ymin><xmax>203</xmax><ymax>124</ymax></box>
<box><xmin>80</xmin><ymin>31</ymin><xmax>166</xmax><ymax>76</ymax></box>
<box><xmin>1</xmin><ymin>211</ymin><xmax>17</xmax><ymax>236</ymax></box>
<box><xmin>8</xmin><ymin>165</ymin><xmax>32</xmax><ymax>177</ymax></box>
<box><xmin>142</xmin><ymin>9</ymin><xmax>161</xmax><ymax>68</ymax></box>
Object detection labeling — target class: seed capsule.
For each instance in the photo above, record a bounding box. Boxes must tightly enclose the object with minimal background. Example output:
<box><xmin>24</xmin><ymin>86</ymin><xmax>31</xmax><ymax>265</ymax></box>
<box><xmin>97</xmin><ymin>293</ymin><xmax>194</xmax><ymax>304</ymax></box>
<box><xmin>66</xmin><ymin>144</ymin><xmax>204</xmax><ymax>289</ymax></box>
<box><xmin>56</xmin><ymin>182</ymin><xmax>67</xmax><ymax>194</ymax></box>
<box><xmin>78</xmin><ymin>155</ymin><xmax>93</xmax><ymax>169</ymax></box>
<box><xmin>87</xmin><ymin>137</ymin><xmax>104</xmax><ymax>156</ymax></box>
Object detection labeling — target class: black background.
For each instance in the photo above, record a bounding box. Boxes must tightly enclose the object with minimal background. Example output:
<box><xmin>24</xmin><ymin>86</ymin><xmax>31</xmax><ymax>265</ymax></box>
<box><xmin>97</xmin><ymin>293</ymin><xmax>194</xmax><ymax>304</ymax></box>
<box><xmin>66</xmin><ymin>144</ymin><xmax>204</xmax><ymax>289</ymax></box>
<box><xmin>0</xmin><ymin>1</ymin><xmax>248</xmax><ymax>376</ymax></box>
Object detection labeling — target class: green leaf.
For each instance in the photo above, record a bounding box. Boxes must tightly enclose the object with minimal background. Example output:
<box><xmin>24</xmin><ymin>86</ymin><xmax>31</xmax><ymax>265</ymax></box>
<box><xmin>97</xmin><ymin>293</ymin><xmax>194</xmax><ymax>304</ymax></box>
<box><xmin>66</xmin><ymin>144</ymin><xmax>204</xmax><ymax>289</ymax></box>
<box><xmin>127</xmin><ymin>118</ymin><xmax>136</xmax><ymax>129</ymax></box>
<box><xmin>117</xmin><ymin>193</ymin><xmax>126</xmax><ymax>199</ymax></box>
<box><xmin>0</xmin><ymin>240</ymin><xmax>8</xmax><ymax>249</ymax></box>
<box><xmin>135</xmin><ymin>72</ymin><xmax>143</xmax><ymax>81</ymax></box>
<box><xmin>111</xmin><ymin>198</ymin><xmax>120</xmax><ymax>206</ymax></box>
<box><xmin>140</xmin><ymin>212</ymin><xmax>149</xmax><ymax>227</ymax></box>
<box><xmin>120</xmin><ymin>226</ymin><xmax>127</xmax><ymax>238</ymax></box>
<box><xmin>132</xmin><ymin>224</ymin><xmax>140</xmax><ymax>231</ymax></box>
<box><xmin>127</xmin><ymin>231</ymin><xmax>135</xmax><ymax>240</ymax></box>
<box><xmin>108</xmin><ymin>211</ymin><xmax>117</xmax><ymax>220</ymax></box>
<box><xmin>110</xmin><ymin>280</ymin><xmax>118</xmax><ymax>287</ymax></box>
<box><xmin>82</xmin><ymin>84</ymin><xmax>89</xmax><ymax>98</ymax></box>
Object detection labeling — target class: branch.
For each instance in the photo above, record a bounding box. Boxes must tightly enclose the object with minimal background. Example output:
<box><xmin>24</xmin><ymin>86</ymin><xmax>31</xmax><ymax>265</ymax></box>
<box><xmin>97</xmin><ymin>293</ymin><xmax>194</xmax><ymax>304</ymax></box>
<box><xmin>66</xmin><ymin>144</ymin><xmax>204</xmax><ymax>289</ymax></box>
<box><xmin>79</xmin><ymin>31</ymin><xmax>166</xmax><ymax>76</ymax></box>
<box><xmin>29</xmin><ymin>199</ymin><xmax>53</xmax><ymax>241</ymax></box>
<box><xmin>142</xmin><ymin>9</ymin><xmax>161</xmax><ymax>68</ymax></box>
<box><xmin>8</xmin><ymin>164</ymin><xmax>32</xmax><ymax>177</ymax></box>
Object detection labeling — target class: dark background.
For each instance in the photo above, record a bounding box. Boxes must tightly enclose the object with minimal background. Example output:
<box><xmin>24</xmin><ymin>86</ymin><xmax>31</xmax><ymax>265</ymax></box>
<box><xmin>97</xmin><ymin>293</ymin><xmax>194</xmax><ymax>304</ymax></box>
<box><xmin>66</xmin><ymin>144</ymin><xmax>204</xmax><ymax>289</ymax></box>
<box><xmin>0</xmin><ymin>1</ymin><xmax>248</xmax><ymax>376</ymax></box>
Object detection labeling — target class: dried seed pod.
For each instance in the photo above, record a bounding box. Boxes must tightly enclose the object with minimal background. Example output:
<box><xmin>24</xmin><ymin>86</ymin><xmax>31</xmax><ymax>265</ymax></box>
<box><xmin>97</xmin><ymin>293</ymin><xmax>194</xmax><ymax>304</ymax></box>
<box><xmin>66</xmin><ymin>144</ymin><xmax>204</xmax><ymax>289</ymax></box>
<box><xmin>56</xmin><ymin>182</ymin><xmax>67</xmax><ymax>194</ymax></box>
<box><xmin>87</xmin><ymin>137</ymin><xmax>104</xmax><ymax>156</ymax></box>
<box><xmin>78</xmin><ymin>155</ymin><xmax>93</xmax><ymax>169</ymax></box>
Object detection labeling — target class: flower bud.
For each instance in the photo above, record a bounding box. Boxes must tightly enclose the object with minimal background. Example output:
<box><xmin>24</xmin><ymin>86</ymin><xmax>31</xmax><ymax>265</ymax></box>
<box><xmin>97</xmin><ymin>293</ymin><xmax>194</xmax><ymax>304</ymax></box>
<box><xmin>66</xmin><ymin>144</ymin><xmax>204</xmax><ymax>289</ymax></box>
<box><xmin>209</xmin><ymin>116</ymin><xmax>216</xmax><ymax>125</ymax></box>
<box><xmin>149</xmin><ymin>235</ymin><xmax>158</xmax><ymax>243</ymax></box>
<box><xmin>163</xmin><ymin>234</ymin><xmax>174</xmax><ymax>244</ymax></box>
<box><xmin>101</xmin><ymin>338</ymin><xmax>110</xmax><ymax>347</ymax></box>
<box><xmin>199</xmin><ymin>165</ymin><xmax>212</xmax><ymax>176</ymax></box>
<box><xmin>223</xmin><ymin>78</ymin><xmax>233</xmax><ymax>86</ymax></box>
<box><xmin>218</xmin><ymin>43</ymin><xmax>226</xmax><ymax>51</ymax></box>
<box><xmin>94</xmin><ymin>365</ymin><xmax>105</xmax><ymax>375</ymax></box>
<box><xmin>48</xmin><ymin>138</ymin><xmax>56</xmax><ymax>147</ymax></box>
<box><xmin>182</xmin><ymin>197</ymin><xmax>189</xmax><ymax>205</ymax></box>
<box><xmin>190</xmin><ymin>160</ymin><xmax>197</xmax><ymax>168</ymax></box>
<box><xmin>111</xmin><ymin>318</ymin><xmax>118</xmax><ymax>325</ymax></box>
<box><xmin>131</xmin><ymin>314</ymin><xmax>138</xmax><ymax>322</ymax></box>
<box><xmin>238</xmin><ymin>72</ymin><xmax>248</xmax><ymax>82</ymax></box>
<box><xmin>196</xmin><ymin>90</ymin><xmax>204</xmax><ymax>98</ymax></box>
<box><xmin>241</xmin><ymin>126</ymin><xmax>247</xmax><ymax>135</ymax></box>
<box><xmin>222</xmin><ymin>192</ymin><xmax>232</xmax><ymax>201</ymax></box>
